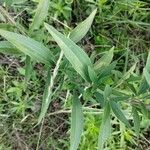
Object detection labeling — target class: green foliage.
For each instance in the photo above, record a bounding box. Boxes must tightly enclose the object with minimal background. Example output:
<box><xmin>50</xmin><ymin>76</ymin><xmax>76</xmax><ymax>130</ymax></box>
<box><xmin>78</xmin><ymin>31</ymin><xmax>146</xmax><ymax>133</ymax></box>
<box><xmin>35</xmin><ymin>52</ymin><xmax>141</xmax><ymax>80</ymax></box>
<box><xmin>0</xmin><ymin>0</ymin><xmax>150</xmax><ymax>149</ymax></box>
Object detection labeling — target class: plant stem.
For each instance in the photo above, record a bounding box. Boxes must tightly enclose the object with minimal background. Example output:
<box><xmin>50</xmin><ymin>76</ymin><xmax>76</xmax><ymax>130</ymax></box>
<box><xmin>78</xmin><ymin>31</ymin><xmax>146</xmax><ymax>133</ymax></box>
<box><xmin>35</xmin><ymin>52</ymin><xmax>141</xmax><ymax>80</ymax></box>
<box><xmin>45</xmin><ymin>50</ymin><xmax>64</xmax><ymax>104</ymax></box>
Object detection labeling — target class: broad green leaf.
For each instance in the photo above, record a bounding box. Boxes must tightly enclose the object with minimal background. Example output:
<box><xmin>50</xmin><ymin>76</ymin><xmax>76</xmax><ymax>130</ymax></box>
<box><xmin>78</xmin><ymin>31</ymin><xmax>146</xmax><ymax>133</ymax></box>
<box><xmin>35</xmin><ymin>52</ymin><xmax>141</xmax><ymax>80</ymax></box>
<box><xmin>0</xmin><ymin>41</ymin><xmax>22</xmax><ymax>55</ymax></box>
<box><xmin>70</xmin><ymin>95</ymin><xmax>84</xmax><ymax>150</ymax></box>
<box><xmin>69</xmin><ymin>9</ymin><xmax>97</xmax><ymax>43</ymax></box>
<box><xmin>132</xmin><ymin>107</ymin><xmax>140</xmax><ymax>135</ymax></box>
<box><xmin>94</xmin><ymin>47</ymin><xmax>114</xmax><ymax>70</ymax></box>
<box><xmin>0</xmin><ymin>29</ymin><xmax>54</xmax><ymax>64</ymax></box>
<box><xmin>30</xmin><ymin>0</ymin><xmax>50</xmax><ymax>31</ymax></box>
<box><xmin>98</xmin><ymin>101</ymin><xmax>111</xmax><ymax>150</ymax></box>
<box><xmin>45</xmin><ymin>23</ymin><xmax>95</xmax><ymax>82</ymax></box>
<box><xmin>143</xmin><ymin>68</ymin><xmax>150</xmax><ymax>86</ymax></box>
<box><xmin>110</xmin><ymin>101</ymin><xmax>131</xmax><ymax>128</ymax></box>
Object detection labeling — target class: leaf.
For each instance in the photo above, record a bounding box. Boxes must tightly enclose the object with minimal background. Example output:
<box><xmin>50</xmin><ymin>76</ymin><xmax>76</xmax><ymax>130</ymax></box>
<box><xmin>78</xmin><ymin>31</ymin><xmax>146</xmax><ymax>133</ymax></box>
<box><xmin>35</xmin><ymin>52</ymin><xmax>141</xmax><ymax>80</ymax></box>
<box><xmin>145</xmin><ymin>51</ymin><xmax>150</xmax><ymax>72</ymax></box>
<box><xmin>94</xmin><ymin>47</ymin><xmax>114</xmax><ymax>70</ymax></box>
<box><xmin>103</xmin><ymin>85</ymin><xmax>112</xmax><ymax>100</ymax></box>
<box><xmin>0</xmin><ymin>29</ymin><xmax>54</xmax><ymax>64</ymax></box>
<box><xmin>138</xmin><ymin>52</ymin><xmax>150</xmax><ymax>94</ymax></box>
<box><xmin>110</xmin><ymin>101</ymin><xmax>131</xmax><ymax>128</ymax></box>
<box><xmin>143</xmin><ymin>68</ymin><xmax>150</xmax><ymax>86</ymax></box>
<box><xmin>69</xmin><ymin>9</ymin><xmax>97</xmax><ymax>43</ymax></box>
<box><xmin>45</xmin><ymin>23</ymin><xmax>95</xmax><ymax>82</ymax></box>
<box><xmin>88</xmin><ymin>66</ymin><xmax>97</xmax><ymax>83</ymax></box>
<box><xmin>38</xmin><ymin>67</ymin><xmax>52</xmax><ymax>123</ymax></box>
<box><xmin>115</xmin><ymin>63</ymin><xmax>136</xmax><ymax>88</ymax></box>
<box><xmin>95</xmin><ymin>92</ymin><xmax>105</xmax><ymax>108</ymax></box>
<box><xmin>98</xmin><ymin>101</ymin><xmax>111</xmax><ymax>150</ymax></box>
<box><xmin>70</xmin><ymin>95</ymin><xmax>84</xmax><ymax>150</ymax></box>
<box><xmin>132</xmin><ymin>107</ymin><xmax>140</xmax><ymax>135</ymax></box>
<box><xmin>0</xmin><ymin>12</ymin><xmax>6</xmax><ymax>22</ymax></box>
<box><xmin>140</xmin><ymin>102</ymin><xmax>149</xmax><ymax>118</ymax></box>
<box><xmin>0</xmin><ymin>41</ymin><xmax>22</xmax><ymax>55</ymax></box>
<box><xmin>30</xmin><ymin>0</ymin><xmax>50</xmax><ymax>31</ymax></box>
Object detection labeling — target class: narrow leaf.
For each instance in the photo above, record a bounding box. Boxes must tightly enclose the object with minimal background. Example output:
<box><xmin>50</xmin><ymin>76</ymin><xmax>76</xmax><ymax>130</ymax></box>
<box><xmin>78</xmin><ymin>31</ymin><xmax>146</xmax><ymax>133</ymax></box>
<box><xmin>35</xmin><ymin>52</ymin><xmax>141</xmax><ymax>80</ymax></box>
<box><xmin>143</xmin><ymin>68</ymin><xmax>150</xmax><ymax>86</ymax></box>
<box><xmin>98</xmin><ymin>101</ymin><xmax>111</xmax><ymax>150</ymax></box>
<box><xmin>94</xmin><ymin>47</ymin><xmax>114</xmax><ymax>70</ymax></box>
<box><xmin>103</xmin><ymin>85</ymin><xmax>112</xmax><ymax>100</ymax></box>
<box><xmin>138</xmin><ymin>52</ymin><xmax>150</xmax><ymax>94</ymax></box>
<box><xmin>0</xmin><ymin>29</ymin><xmax>54</xmax><ymax>64</ymax></box>
<box><xmin>110</xmin><ymin>101</ymin><xmax>131</xmax><ymax>128</ymax></box>
<box><xmin>115</xmin><ymin>63</ymin><xmax>136</xmax><ymax>88</ymax></box>
<box><xmin>132</xmin><ymin>107</ymin><xmax>140</xmax><ymax>135</ymax></box>
<box><xmin>70</xmin><ymin>95</ymin><xmax>84</xmax><ymax>150</ymax></box>
<box><xmin>69</xmin><ymin>9</ymin><xmax>97</xmax><ymax>43</ymax></box>
<box><xmin>45</xmin><ymin>23</ymin><xmax>95</xmax><ymax>82</ymax></box>
<box><xmin>30</xmin><ymin>0</ymin><xmax>50</xmax><ymax>31</ymax></box>
<box><xmin>0</xmin><ymin>41</ymin><xmax>21</xmax><ymax>55</ymax></box>
<box><xmin>88</xmin><ymin>66</ymin><xmax>97</xmax><ymax>83</ymax></box>
<box><xmin>145</xmin><ymin>51</ymin><xmax>150</xmax><ymax>72</ymax></box>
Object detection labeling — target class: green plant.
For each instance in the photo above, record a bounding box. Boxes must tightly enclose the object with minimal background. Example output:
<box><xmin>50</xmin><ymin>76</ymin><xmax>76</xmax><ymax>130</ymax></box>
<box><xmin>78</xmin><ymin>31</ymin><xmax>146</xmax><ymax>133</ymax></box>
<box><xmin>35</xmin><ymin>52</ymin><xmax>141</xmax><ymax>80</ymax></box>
<box><xmin>0</xmin><ymin>0</ymin><xmax>150</xmax><ymax>150</ymax></box>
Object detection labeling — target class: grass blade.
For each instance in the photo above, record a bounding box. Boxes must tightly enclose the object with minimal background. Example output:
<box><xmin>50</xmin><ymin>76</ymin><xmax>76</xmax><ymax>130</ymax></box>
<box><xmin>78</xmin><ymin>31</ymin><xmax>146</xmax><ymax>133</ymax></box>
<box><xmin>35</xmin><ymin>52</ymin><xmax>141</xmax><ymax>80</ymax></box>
<box><xmin>110</xmin><ymin>101</ymin><xmax>131</xmax><ymax>128</ymax></box>
<box><xmin>45</xmin><ymin>23</ymin><xmax>95</xmax><ymax>82</ymax></box>
<box><xmin>30</xmin><ymin>0</ymin><xmax>50</xmax><ymax>31</ymax></box>
<box><xmin>98</xmin><ymin>101</ymin><xmax>111</xmax><ymax>150</ymax></box>
<box><xmin>69</xmin><ymin>9</ymin><xmax>97</xmax><ymax>43</ymax></box>
<box><xmin>0</xmin><ymin>29</ymin><xmax>54</xmax><ymax>64</ymax></box>
<box><xmin>70</xmin><ymin>95</ymin><xmax>84</xmax><ymax>150</ymax></box>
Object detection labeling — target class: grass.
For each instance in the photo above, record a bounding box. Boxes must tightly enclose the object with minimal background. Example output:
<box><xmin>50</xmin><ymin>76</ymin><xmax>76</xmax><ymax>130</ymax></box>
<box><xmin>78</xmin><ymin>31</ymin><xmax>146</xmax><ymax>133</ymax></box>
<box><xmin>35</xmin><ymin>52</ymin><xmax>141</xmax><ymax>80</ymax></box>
<box><xmin>0</xmin><ymin>0</ymin><xmax>150</xmax><ymax>149</ymax></box>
